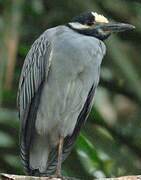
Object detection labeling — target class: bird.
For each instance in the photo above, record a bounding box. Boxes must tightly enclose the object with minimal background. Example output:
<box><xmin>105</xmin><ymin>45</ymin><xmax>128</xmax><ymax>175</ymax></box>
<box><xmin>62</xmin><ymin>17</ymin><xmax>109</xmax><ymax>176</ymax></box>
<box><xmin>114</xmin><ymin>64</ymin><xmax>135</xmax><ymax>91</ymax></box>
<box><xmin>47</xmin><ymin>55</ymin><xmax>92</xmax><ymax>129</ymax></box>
<box><xmin>17</xmin><ymin>11</ymin><xmax>134</xmax><ymax>178</ymax></box>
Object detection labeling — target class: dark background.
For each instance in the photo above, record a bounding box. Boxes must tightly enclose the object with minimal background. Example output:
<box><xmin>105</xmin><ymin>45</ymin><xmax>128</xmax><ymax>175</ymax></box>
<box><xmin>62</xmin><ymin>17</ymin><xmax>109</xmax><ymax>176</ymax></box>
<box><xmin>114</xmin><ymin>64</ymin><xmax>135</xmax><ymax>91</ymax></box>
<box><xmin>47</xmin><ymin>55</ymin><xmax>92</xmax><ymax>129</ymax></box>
<box><xmin>0</xmin><ymin>0</ymin><xmax>141</xmax><ymax>179</ymax></box>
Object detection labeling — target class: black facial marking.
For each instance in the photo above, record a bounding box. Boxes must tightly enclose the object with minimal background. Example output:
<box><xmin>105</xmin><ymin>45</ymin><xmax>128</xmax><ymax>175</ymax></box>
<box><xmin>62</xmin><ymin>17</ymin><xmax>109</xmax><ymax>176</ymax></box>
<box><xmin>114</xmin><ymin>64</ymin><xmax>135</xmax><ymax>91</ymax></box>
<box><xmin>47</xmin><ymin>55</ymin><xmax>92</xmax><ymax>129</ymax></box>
<box><xmin>68</xmin><ymin>12</ymin><xmax>111</xmax><ymax>41</ymax></box>
<box><xmin>71</xmin><ymin>12</ymin><xmax>95</xmax><ymax>25</ymax></box>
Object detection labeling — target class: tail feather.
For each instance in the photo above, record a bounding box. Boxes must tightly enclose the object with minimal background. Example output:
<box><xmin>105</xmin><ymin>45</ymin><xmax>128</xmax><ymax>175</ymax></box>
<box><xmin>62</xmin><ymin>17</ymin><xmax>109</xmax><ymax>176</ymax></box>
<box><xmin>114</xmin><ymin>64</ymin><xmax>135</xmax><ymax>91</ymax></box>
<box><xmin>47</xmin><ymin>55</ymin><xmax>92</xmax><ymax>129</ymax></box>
<box><xmin>29</xmin><ymin>133</ymin><xmax>49</xmax><ymax>174</ymax></box>
<box><xmin>19</xmin><ymin>84</ymin><xmax>44</xmax><ymax>176</ymax></box>
<box><xmin>20</xmin><ymin>139</ymin><xmax>31</xmax><ymax>174</ymax></box>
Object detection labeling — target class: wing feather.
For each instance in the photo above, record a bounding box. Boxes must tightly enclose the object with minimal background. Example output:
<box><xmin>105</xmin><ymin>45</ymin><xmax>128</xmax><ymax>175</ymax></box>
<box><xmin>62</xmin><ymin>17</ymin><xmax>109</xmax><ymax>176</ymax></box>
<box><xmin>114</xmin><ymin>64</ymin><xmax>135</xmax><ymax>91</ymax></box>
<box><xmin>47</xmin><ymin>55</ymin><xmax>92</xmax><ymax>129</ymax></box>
<box><xmin>17</xmin><ymin>33</ymin><xmax>51</xmax><ymax>173</ymax></box>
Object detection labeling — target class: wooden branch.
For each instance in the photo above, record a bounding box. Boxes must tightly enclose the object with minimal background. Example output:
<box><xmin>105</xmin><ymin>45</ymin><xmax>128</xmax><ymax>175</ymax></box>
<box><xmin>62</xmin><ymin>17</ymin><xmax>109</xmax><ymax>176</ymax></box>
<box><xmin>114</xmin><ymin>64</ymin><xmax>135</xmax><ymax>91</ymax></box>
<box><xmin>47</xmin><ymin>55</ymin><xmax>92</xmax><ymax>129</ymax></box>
<box><xmin>0</xmin><ymin>174</ymin><xmax>80</xmax><ymax>180</ymax></box>
<box><xmin>97</xmin><ymin>176</ymin><xmax>141</xmax><ymax>180</ymax></box>
<box><xmin>0</xmin><ymin>174</ymin><xmax>141</xmax><ymax>180</ymax></box>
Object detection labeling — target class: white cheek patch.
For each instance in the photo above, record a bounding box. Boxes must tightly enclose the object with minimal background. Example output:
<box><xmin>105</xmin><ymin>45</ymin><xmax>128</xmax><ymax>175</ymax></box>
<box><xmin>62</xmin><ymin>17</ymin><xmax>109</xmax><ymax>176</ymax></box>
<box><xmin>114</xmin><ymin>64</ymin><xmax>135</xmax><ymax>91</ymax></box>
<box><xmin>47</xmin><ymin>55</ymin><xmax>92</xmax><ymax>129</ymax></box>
<box><xmin>92</xmin><ymin>12</ymin><xmax>109</xmax><ymax>23</ymax></box>
<box><xmin>69</xmin><ymin>22</ymin><xmax>90</xmax><ymax>29</ymax></box>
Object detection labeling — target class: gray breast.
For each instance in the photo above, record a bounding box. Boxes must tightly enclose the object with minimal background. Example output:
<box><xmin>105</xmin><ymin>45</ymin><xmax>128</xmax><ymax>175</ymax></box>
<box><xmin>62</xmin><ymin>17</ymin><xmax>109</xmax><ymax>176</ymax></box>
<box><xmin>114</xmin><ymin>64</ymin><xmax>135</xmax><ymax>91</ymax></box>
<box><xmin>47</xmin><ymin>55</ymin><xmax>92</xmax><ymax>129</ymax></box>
<box><xmin>35</xmin><ymin>26</ymin><xmax>106</xmax><ymax>142</ymax></box>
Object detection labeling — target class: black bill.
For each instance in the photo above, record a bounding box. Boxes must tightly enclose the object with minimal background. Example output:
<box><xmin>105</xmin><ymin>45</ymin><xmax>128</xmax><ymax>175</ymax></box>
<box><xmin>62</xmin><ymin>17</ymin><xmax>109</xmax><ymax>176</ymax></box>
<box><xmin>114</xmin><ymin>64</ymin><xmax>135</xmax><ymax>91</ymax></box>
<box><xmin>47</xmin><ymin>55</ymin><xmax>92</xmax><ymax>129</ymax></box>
<box><xmin>98</xmin><ymin>23</ymin><xmax>135</xmax><ymax>32</ymax></box>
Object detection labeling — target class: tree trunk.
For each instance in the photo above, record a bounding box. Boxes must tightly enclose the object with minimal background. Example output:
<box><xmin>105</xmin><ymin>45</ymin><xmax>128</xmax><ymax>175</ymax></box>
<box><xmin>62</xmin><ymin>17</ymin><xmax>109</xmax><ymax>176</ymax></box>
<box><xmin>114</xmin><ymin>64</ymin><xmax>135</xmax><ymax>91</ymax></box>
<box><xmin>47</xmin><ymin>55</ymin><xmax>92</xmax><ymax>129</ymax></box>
<box><xmin>4</xmin><ymin>0</ymin><xmax>24</xmax><ymax>90</ymax></box>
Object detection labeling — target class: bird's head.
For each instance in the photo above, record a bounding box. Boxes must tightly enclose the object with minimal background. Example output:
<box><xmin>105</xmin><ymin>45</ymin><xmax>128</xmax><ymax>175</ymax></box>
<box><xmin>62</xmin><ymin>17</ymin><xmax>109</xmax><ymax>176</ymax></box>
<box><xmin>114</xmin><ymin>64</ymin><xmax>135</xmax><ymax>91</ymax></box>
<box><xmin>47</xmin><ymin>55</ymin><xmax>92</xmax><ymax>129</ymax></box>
<box><xmin>68</xmin><ymin>12</ymin><xmax>135</xmax><ymax>40</ymax></box>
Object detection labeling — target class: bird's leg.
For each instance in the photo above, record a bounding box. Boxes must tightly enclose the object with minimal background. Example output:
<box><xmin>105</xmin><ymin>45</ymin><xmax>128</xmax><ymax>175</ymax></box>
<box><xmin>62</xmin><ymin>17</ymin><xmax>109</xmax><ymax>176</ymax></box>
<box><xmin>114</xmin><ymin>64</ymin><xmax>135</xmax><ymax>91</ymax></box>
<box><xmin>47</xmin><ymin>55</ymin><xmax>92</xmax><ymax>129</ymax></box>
<box><xmin>55</xmin><ymin>136</ymin><xmax>64</xmax><ymax>177</ymax></box>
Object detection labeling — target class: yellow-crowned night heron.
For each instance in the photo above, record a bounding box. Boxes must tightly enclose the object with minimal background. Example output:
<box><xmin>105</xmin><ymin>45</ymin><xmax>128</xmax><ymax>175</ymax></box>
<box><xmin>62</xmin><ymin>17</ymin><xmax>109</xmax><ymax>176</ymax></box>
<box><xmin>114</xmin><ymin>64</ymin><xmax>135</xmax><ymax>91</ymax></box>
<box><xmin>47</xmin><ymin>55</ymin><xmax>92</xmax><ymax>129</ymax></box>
<box><xmin>17</xmin><ymin>11</ymin><xmax>134</xmax><ymax>177</ymax></box>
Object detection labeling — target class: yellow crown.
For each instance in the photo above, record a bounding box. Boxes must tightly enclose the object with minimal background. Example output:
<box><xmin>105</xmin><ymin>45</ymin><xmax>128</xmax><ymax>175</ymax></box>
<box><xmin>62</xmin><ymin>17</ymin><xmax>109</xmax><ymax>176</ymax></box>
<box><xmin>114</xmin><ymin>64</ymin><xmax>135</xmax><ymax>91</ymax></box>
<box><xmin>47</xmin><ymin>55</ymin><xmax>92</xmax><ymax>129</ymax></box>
<box><xmin>92</xmin><ymin>12</ymin><xmax>109</xmax><ymax>23</ymax></box>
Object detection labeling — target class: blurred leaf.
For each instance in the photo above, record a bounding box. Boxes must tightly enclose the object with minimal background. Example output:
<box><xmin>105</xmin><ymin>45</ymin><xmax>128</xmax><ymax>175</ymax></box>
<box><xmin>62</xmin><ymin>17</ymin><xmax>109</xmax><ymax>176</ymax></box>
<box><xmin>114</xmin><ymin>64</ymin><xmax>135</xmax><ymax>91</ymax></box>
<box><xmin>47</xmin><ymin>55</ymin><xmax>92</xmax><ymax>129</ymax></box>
<box><xmin>4</xmin><ymin>155</ymin><xmax>21</xmax><ymax>169</ymax></box>
<box><xmin>76</xmin><ymin>133</ymin><xmax>106</xmax><ymax>178</ymax></box>
<box><xmin>0</xmin><ymin>132</ymin><xmax>14</xmax><ymax>147</ymax></box>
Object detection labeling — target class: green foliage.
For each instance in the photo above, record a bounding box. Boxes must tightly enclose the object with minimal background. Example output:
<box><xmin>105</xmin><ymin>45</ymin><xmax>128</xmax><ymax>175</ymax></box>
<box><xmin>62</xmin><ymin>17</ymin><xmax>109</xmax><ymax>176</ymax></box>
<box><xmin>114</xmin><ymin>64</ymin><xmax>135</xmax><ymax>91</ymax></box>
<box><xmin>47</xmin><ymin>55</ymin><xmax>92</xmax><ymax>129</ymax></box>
<box><xmin>0</xmin><ymin>0</ymin><xmax>141</xmax><ymax>179</ymax></box>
